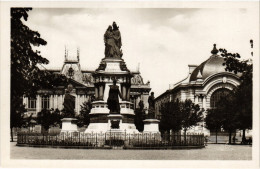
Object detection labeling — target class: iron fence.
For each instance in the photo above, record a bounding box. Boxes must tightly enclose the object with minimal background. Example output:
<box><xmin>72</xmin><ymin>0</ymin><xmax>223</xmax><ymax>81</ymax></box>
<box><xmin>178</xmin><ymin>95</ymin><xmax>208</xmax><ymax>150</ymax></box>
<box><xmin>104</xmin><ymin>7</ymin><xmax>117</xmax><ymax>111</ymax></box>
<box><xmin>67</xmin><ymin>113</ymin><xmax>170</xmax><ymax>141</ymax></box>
<box><xmin>17</xmin><ymin>132</ymin><xmax>204</xmax><ymax>148</ymax></box>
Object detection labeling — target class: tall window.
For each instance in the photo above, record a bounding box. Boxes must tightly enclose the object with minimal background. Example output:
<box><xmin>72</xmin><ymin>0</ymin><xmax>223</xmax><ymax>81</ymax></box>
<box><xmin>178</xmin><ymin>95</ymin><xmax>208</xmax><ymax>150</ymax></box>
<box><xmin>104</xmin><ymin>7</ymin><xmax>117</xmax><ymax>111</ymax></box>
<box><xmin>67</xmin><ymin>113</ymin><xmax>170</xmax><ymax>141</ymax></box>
<box><xmin>28</xmin><ymin>97</ymin><xmax>36</xmax><ymax>109</ymax></box>
<box><xmin>210</xmin><ymin>88</ymin><xmax>231</xmax><ymax>108</ymax></box>
<box><xmin>42</xmin><ymin>95</ymin><xmax>50</xmax><ymax>109</ymax></box>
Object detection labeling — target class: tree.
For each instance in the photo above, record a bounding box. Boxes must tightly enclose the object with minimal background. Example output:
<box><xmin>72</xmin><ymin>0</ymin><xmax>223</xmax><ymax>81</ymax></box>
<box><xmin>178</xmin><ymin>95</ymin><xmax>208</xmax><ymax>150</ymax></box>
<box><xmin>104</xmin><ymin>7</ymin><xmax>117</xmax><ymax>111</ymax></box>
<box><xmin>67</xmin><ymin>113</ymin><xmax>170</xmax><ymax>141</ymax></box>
<box><xmin>205</xmin><ymin>108</ymin><xmax>223</xmax><ymax>143</ymax></box>
<box><xmin>217</xmin><ymin>94</ymin><xmax>238</xmax><ymax>144</ymax></box>
<box><xmin>52</xmin><ymin>108</ymin><xmax>62</xmax><ymax>127</ymax></box>
<box><xmin>10</xmin><ymin>100</ymin><xmax>26</xmax><ymax>141</ymax></box>
<box><xmin>219</xmin><ymin>46</ymin><xmax>253</xmax><ymax>143</ymax></box>
<box><xmin>11</xmin><ymin>8</ymin><xmax>48</xmax><ymax>140</ymax></box>
<box><xmin>36</xmin><ymin>108</ymin><xmax>62</xmax><ymax>132</ymax></box>
<box><xmin>11</xmin><ymin>8</ymin><xmax>69</xmax><ymax>139</ymax></box>
<box><xmin>77</xmin><ymin>101</ymin><xmax>92</xmax><ymax>127</ymax></box>
<box><xmin>37</xmin><ymin>109</ymin><xmax>52</xmax><ymax>132</ymax></box>
<box><xmin>160</xmin><ymin>100</ymin><xmax>183</xmax><ymax>134</ymax></box>
<box><xmin>160</xmin><ymin>99</ymin><xmax>202</xmax><ymax>137</ymax></box>
<box><xmin>159</xmin><ymin>102</ymin><xmax>174</xmax><ymax>133</ymax></box>
<box><xmin>179</xmin><ymin>99</ymin><xmax>203</xmax><ymax>137</ymax></box>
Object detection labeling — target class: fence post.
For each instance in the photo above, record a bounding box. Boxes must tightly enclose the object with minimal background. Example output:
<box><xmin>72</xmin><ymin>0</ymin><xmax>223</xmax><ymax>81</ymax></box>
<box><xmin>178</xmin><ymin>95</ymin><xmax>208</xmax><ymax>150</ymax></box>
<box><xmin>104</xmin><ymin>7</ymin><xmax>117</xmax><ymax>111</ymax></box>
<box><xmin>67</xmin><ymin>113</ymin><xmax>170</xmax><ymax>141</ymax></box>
<box><xmin>154</xmin><ymin>133</ymin><xmax>155</xmax><ymax>146</ymax></box>
<box><xmin>125</xmin><ymin>130</ymin><xmax>126</xmax><ymax>141</ymax></box>
<box><xmin>138</xmin><ymin>133</ymin><xmax>139</xmax><ymax>145</ymax></box>
<box><xmin>129</xmin><ymin>133</ymin><xmax>131</xmax><ymax>145</ymax></box>
<box><xmin>79</xmin><ymin>132</ymin><xmax>81</xmax><ymax>145</ymax></box>
<box><xmin>42</xmin><ymin>133</ymin><xmax>44</xmax><ymax>144</ymax></box>
<box><xmin>96</xmin><ymin>133</ymin><xmax>98</xmax><ymax>147</ymax></box>
<box><xmin>110</xmin><ymin>130</ymin><xmax>111</xmax><ymax>147</ymax></box>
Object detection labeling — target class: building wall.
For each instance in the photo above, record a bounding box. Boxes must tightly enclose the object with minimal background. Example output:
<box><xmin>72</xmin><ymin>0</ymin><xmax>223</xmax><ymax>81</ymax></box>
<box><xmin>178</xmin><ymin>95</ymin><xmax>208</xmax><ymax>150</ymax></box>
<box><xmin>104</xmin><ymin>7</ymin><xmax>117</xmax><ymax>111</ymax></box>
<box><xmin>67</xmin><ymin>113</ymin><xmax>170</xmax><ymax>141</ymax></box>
<box><xmin>25</xmin><ymin>93</ymin><xmax>90</xmax><ymax>116</ymax></box>
<box><xmin>155</xmin><ymin>74</ymin><xmax>240</xmax><ymax>120</ymax></box>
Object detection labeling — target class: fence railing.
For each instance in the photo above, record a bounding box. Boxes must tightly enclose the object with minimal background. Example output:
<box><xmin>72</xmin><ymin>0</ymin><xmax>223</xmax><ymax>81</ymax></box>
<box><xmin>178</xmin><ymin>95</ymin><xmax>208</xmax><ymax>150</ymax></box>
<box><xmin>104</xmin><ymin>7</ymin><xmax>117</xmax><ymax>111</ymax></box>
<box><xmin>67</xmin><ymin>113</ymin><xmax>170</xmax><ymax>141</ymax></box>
<box><xmin>17</xmin><ymin>132</ymin><xmax>204</xmax><ymax>148</ymax></box>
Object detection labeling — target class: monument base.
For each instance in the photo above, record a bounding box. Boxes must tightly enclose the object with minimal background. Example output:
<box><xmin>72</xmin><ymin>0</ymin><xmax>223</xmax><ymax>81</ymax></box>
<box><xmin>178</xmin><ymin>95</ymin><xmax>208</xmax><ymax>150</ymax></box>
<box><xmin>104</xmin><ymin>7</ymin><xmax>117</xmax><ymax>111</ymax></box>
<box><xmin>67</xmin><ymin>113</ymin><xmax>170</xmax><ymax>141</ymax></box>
<box><xmin>84</xmin><ymin>114</ymin><xmax>139</xmax><ymax>134</ymax></box>
<box><xmin>143</xmin><ymin>119</ymin><xmax>160</xmax><ymax>133</ymax></box>
<box><xmin>60</xmin><ymin>118</ymin><xmax>78</xmax><ymax>133</ymax></box>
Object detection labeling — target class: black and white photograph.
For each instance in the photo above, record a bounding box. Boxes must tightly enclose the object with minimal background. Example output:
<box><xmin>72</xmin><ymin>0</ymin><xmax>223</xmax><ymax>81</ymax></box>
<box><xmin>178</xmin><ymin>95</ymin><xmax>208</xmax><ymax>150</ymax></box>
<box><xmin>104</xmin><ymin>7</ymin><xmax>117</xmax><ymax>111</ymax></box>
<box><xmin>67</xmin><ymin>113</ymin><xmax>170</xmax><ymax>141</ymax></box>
<box><xmin>0</xmin><ymin>1</ymin><xmax>259</xmax><ymax>168</ymax></box>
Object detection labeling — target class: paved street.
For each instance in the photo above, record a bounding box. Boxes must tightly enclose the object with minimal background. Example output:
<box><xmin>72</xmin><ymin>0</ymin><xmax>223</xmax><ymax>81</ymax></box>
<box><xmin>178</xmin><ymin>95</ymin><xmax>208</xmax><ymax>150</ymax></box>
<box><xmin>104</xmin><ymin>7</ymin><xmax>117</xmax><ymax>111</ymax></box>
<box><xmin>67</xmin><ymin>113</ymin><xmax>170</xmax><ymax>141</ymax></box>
<box><xmin>10</xmin><ymin>142</ymin><xmax>251</xmax><ymax>160</ymax></box>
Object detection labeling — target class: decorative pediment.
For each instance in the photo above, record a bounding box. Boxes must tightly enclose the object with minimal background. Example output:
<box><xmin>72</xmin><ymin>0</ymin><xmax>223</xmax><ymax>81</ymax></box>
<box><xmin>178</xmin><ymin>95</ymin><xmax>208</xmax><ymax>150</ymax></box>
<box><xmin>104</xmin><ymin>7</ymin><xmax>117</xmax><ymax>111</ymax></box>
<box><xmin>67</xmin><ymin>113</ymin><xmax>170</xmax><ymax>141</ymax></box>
<box><xmin>131</xmin><ymin>74</ymin><xmax>144</xmax><ymax>85</ymax></box>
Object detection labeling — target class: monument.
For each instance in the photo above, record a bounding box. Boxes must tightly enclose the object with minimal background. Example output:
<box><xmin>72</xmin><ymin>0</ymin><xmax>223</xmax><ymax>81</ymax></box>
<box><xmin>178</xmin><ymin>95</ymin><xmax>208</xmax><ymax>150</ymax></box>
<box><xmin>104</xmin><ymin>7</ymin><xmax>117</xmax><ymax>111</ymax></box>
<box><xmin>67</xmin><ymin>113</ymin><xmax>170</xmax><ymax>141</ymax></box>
<box><xmin>61</xmin><ymin>84</ymin><xmax>78</xmax><ymax>133</ymax></box>
<box><xmin>143</xmin><ymin>92</ymin><xmax>160</xmax><ymax>133</ymax></box>
<box><xmin>84</xmin><ymin>22</ymin><xmax>139</xmax><ymax>134</ymax></box>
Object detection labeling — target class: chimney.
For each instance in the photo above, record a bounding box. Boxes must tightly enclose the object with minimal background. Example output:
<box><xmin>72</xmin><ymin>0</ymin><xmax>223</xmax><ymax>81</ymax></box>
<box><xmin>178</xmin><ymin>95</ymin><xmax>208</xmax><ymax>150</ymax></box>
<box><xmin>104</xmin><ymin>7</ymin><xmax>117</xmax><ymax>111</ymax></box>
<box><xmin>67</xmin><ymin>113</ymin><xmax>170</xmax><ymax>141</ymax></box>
<box><xmin>188</xmin><ymin>65</ymin><xmax>197</xmax><ymax>74</ymax></box>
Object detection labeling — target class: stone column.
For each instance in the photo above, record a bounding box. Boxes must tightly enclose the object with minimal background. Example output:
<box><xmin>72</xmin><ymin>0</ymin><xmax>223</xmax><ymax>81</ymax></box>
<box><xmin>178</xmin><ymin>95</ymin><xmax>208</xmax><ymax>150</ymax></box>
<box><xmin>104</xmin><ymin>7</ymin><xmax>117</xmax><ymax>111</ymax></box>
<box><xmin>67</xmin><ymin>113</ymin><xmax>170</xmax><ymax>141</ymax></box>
<box><xmin>53</xmin><ymin>95</ymin><xmax>57</xmax><ymax>109</ymax></box>
<box><xmin>75</xmin><ymin>95</ymin><xmax>79</xmax><ymax>114</ymax></box>
<box><xmin>36</xmin><ymin>95</ymin><xmax>41</xmax><ymax>113</ymax></box>
<box><xmin>202</xmin><ymin>95</ymin><xmax>207</xmax><ymax>110</ymax></box>
<box><xmin>50</xmin><ymin>95</ymin><xmax>54</xmax><ymax>109</ymax></box>
<box><xmin>99</xmin><ymin>85</ymin><xmax>104</xmax><ymax>100</ymax></box>
<box><xmin>103</xmin><ymin>83</ymin><xmax>110</xmax><ymax>102</ymax></box>
<box><xmin>95</xmin><ymin>86</ymin><xmax>99</xmax><ymax>100</ymax></box>
<box><xmin>136</xmin><ymin>95</ymin><xmax>141</xmax><ymax>108</ymax></box>
<box><xmin>142</xmin><ymin>93</ymin><xmax>149</xmax><ymax>114</ymax></box>
<box><xmin>122</xmin><ymin>85</ymin><xmax>126</xmax><ymax>100</ymax></box>
<box><xmin>82</xmin><ymin>95</ymin><xmax>86</xmax><ymax>103</ymax></box>
<box><xmin>61</xmin><ymin>95</ymin><xmax>64</xmax><ymax>110</ymax></box>
<box><xmin>78</xmin><ymin>95</ymin><xmax>81</xmax><ymax>114</ymax></box>
<box><xmin>126</xmin><ymin>86</ymin><xmax>130</xmax><ymax>101</ymax></box>
<box><xmin>23</xmin><ymin>96</ymin><xmax>26</xmax><ymax>105</ymax></box>
<box><xmin>25</xmin><ymin>97</ymin><xmax>28</xmax><ymax>108</ymax></box>
<box><xmin>194</xmin><ymin>95</ymin><xmax>199</xmax><ymax>104</ymax></box>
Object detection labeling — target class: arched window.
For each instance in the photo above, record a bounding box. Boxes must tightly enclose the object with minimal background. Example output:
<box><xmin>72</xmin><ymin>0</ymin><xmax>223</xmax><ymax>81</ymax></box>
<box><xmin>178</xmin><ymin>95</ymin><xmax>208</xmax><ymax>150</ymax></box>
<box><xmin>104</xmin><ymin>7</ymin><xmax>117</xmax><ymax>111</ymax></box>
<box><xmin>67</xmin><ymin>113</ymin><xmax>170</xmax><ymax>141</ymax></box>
<box><xmin>210</xmin><ymin>88</ymin><xmax>231</xmax><ymax>108</ymax></box>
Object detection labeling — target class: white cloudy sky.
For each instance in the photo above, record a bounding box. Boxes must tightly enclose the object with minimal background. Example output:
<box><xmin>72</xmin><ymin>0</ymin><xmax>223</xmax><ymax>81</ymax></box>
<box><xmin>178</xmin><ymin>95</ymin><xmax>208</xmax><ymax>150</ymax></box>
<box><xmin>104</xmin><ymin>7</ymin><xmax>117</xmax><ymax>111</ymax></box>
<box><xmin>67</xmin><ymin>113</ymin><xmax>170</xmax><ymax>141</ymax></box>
<box><xmin>25</xmin><ymin>7</ymin><xmax>258</xmax><ymax>97</ymax></box>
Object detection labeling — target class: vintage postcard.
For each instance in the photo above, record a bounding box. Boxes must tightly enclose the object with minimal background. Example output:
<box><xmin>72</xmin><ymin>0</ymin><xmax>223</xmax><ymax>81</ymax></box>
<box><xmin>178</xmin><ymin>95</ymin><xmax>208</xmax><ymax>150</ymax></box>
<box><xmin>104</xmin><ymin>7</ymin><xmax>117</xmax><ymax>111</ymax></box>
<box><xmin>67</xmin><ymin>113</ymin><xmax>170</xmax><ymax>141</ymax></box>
<box><xmin>0</xmin><ymin>1</ymin><xmax>259</xmax><ymax>168</ymax></box>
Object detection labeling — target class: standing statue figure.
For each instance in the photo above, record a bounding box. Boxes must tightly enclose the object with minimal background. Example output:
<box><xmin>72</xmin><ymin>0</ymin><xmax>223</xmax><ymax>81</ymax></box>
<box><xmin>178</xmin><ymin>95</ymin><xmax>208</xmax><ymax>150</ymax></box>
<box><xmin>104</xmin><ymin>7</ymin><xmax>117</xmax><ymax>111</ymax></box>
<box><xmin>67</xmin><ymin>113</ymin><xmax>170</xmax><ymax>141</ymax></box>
<box><xmin>148</xmin><ymin>92</ymin><xmax>155</xmax><ymax>118</ymax></box>
<box><xmin>107</xmin><ymin>80</ymin><xmax>122</xmax><ymax>114</ymax></box>
<box><xmin>104</xmin><ymin>22</ymin><xmax>123</xmax><ymax>58</ymax></box>
<box><xmin>63</xmin><ymin>84</ymin><xmax>76</xmax><ymax>118</ymax></box>
<box><xmin>139</xmin><ymin>100</ymin><xmax>144</xmax><ymax>111</ymax></box>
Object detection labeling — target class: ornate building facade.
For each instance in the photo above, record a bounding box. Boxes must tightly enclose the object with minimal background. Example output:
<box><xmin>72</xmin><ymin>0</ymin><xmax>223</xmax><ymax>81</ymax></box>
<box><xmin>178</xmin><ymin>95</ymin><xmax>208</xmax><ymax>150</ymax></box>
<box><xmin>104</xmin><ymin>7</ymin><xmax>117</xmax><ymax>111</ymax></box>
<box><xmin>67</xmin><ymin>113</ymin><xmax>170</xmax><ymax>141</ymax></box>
<box><xmin>23</xmin><ymin>49</ymin><xmax>151</xmax><ymax>118</ymax></box>
<box><xmin>155</xmin><ymin>44</ymin><xmax>241</xmax><ymax>134</ymax></box>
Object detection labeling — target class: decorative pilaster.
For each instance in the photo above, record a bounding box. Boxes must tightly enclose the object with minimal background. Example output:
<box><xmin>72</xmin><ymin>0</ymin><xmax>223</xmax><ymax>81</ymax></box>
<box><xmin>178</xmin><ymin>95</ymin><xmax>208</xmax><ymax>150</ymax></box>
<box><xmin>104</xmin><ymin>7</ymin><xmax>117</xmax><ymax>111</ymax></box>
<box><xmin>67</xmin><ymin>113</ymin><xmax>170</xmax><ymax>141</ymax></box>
<box><xmin>76</xmin><ymin>95</ymin><xmax>79</xmax><ymax>114</ymax></box>
<box><xmin>25</xmin><ymin>97</ymin><xmax>28</xmax><ymax>108</ymax></box>
<box><xmin>61</xmin><ymin>95</ymin><xmax>64</xmax><ymax>110</ymax></box>
<box><xmin>122</xmin><ymin>85</ymin><xmax>126</xmax><ymax>100</ymax></box>
<box><xmin>126</xmin><ymin>87</ymin><xmax>130</xmax><ymax>101</ymax></box>
<box><xmin>23</xmin><ymin>96</ymin><xmax>26</xmax><ymax>105</ymax></box>
<box><xmin>194</xmin><ymin>95</ymin><xmax>199</xmax><ymax>104</ymax></box>
<box><xmin>53</xmin><ymin>95</ymin><xmax>58</xmax><ymax>109</ymax></box>
<box><xmin>202</xmin><ymin>95</ymin><xmax>207</xmax><ymax>110</ymax></box>
<box><xmin>95</xmin><ymin>87</ymin><xmax>99</xmax><ymax>100</ymax></box>
<box><xmin>50</xmin><ymin>95</ymin><xmax>54</xmax><ymax>109</ymax></box>
<box><xmin>99</xmin><ymin>85</ymin><xmax>104</xmax><ymax>100</ymax></box>
<box><xmin>36</xmin><ymin>95</ymin><xmax>41</xmax><ymax>113</ymax></box>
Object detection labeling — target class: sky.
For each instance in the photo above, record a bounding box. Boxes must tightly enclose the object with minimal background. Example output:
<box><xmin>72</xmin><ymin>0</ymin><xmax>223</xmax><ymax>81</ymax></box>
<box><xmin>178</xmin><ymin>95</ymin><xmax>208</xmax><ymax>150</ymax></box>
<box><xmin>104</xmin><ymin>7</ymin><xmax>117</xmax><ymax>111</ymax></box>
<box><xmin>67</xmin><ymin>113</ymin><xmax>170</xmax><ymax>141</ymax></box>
<box><xmin>25</xmin><ymin>7</ymin><xmax>258</xmax><ymax>97</ymax></box>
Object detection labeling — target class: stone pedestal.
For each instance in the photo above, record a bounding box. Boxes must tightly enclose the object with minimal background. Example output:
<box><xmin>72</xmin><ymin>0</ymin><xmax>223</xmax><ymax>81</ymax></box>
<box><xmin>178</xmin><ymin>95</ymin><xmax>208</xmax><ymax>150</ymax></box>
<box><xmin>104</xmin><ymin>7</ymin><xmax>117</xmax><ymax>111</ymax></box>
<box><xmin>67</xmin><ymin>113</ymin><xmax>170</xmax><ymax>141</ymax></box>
<box><xmin>143</xmin><ymin>119</ymin><xmax>160</xmax><ymax>133</ymax></box>
<box><xmin>108</xmin><ymin>114</ymin><xmax>123</xmax><ymax>130</ymax></box>
<box><xmin>60</xmin><ymin>118</ymin><xmax>78</xmax><ymax>133</ymax></box>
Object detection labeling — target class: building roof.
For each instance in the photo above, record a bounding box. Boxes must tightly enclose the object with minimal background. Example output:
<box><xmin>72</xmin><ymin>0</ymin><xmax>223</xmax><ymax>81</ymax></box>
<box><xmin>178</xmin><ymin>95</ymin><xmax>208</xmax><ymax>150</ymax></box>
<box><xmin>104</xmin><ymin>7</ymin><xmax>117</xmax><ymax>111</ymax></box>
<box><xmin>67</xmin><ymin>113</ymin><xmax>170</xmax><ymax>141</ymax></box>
<box><xmin>190</xmin><ymin>44</ymin><xmax>227</xmax><ymax>82</ymax></box>
<box><xmin>155</xmin><ymin>44</ymin><xmax>241</xmax><ymax>101</ymax></box>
